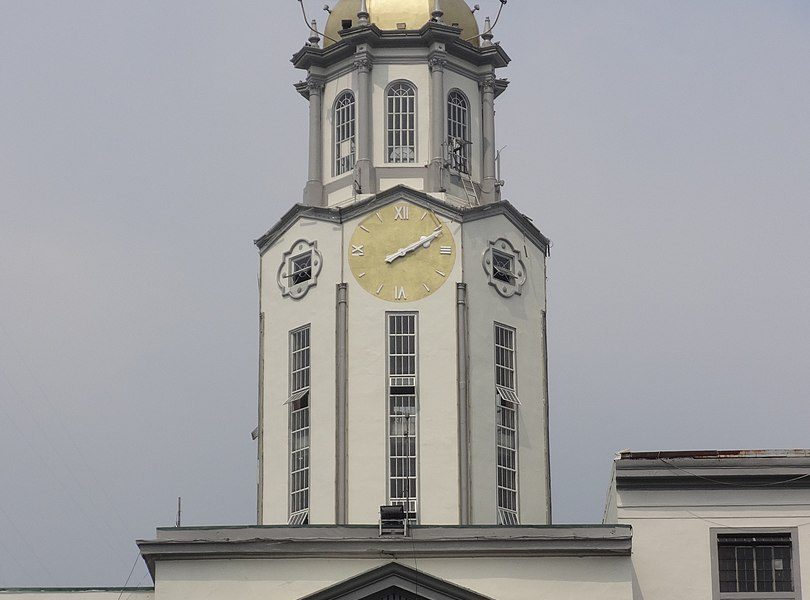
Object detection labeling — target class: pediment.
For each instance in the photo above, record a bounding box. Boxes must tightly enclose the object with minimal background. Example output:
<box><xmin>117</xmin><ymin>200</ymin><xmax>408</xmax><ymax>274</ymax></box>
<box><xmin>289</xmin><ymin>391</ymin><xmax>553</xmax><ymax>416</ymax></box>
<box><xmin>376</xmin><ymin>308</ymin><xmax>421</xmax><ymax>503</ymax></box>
<box><xmin>298</xmin><ymin>562</ymin><xmax>495</xmax><ymax>600</ymax></box>
<box><xmin>255</xmin><ymin>185</ymin><xmax>549</xmax><ymax>256</ymax></box>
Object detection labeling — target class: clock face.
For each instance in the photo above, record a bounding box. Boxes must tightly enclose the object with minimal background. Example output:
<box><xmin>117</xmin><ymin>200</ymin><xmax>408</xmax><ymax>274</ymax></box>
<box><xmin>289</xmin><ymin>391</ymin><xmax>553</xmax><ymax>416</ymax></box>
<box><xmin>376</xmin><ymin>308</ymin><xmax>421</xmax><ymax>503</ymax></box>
<box><xmin>348</xmin><ymin>201</ymin><xmax>456</xmax><ymax>302</ymax></box>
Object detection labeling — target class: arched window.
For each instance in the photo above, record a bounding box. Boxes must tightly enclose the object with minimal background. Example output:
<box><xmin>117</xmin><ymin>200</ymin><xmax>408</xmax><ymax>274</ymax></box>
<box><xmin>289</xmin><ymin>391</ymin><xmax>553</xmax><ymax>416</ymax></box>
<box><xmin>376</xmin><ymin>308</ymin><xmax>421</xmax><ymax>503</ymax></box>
<box><xmin>447</xmin><ymin>90</ymin><xmax>470</xmax><ymax>173</ymax></box>
<box><xmin>386</xmin><ymin>82</ymin><xmax>416</xmax><ymax>163</ymax></box>
<box><xmin>334</xmin><ymin>91</ymin><xmax>356</xmax><ymax>176</ymax></box>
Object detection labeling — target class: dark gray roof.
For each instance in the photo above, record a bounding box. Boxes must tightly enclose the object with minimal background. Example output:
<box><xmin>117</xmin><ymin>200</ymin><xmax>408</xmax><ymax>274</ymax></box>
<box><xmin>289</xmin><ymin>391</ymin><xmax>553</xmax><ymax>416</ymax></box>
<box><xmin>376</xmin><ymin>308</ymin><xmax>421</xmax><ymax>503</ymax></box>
<box><xmin>614</xmin><ymin>449</ymin><xmax>810</xmax><ymax>490</ymax></box>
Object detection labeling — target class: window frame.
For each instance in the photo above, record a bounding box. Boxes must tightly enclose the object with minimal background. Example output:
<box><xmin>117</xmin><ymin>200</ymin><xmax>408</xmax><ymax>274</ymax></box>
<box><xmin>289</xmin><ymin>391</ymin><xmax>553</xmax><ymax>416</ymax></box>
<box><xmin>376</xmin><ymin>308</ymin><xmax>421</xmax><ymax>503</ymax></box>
<box><xmin>385</xmin><ymin>81</ymin><xmax>418</xmax><ymax>164</ymax></box>
<box><xmin>288</xmin><ymin>324</ymin><xmax>311</xmax><ymax>526</ymax></box>
<box><xmin>333</xmin><ymin>90</ymin><xmax>356</xmax><ymax>177</ymax></box>
<box><xmin>494</xmin><ymin>322</ymin><xmax>520</xmax><ymax>526</ymax></box>
<box><xmin>446</xmin><ymin>89</ymin><xmax>471</xmax><ymax>174</ymax></box>
<box><xmin>385</xmin><ymin>312</ymin><xmax>420</xmax><ymax>524</ymax></box>
<box><xmin>710</xmin><ymin>528</ymin><xmax>801</xmax><ymax>600</ymax></box>
<box><xmin>289</xmin><ymin>251</ymin><xmax>313</xmax><ymax>286</ymax></box>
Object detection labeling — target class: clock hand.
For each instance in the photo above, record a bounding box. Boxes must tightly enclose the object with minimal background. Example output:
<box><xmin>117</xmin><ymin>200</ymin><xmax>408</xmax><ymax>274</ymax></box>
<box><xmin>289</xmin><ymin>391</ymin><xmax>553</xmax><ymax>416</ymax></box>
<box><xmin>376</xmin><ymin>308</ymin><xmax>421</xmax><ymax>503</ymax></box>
<box><xmin>385</xmin><ymin>228</ymin><xmax>443</xmax><ymax>264</ymax></box>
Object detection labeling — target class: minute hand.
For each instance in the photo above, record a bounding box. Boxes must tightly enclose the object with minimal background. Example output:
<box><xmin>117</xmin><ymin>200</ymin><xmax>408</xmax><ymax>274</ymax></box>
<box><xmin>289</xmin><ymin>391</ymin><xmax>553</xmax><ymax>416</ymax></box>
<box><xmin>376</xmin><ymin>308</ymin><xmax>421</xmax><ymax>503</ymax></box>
<box><xmin>385</xmin><ymin>228</ymin><xmax>443</xmax><ymax>264</ymax></box>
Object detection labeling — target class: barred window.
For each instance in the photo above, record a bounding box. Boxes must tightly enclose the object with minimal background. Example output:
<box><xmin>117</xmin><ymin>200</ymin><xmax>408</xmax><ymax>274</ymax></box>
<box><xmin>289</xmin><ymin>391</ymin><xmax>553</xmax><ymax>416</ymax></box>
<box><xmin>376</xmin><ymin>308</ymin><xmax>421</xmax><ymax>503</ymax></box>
<box><xmin>288</xmin><ymin>326</ymin><xmax>310</xmax><ymax>525</ymax></box>
<box><xmin>495</xmin><ymin>323</ymin><xmax>519</xmax><ymax>525</ymax></box>
<box><xmin>289</xmin><ymin>252</ymin><xmax>313</xmax><ymax>286</ymax></box>
<box><xmin>447</xmin><ymin>90</ymin><xmax>470</xmax><ymax>173</ymax></box>
<box><xmin>717</xmin><ymin>533</ymin><xmax>795</xmax><ymax>595</ymax></box>
<box><xmin>387</xmin><ymin>314</ymin><xmax>418</xmax><ymax>523</ymax></box>
<box><xmin>334</xmin><ymin>91</ymin><xmax>356</xmax><ymax>176</ymax></box>
<box><xmin>386</xmin><ymin>82</ymin><xmax>416</xmax><ymax>163</ymax></box>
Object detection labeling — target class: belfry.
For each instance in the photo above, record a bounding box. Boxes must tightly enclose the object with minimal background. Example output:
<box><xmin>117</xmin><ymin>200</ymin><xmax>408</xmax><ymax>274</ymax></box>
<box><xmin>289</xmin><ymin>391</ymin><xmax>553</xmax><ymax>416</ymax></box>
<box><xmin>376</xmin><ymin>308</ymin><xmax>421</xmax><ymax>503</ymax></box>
<box><xmin>255</xmin><ymin>0</ymin><xmax>551</xmax><ymax>528</ymax></box>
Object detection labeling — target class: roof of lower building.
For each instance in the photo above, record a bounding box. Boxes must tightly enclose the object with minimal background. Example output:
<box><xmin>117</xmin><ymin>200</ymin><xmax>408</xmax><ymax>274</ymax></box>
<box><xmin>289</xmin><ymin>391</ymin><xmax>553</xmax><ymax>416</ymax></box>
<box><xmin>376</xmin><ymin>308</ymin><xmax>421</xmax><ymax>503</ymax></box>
<box><xmin>137</xmin><ymin>524</ymin><xmax>631</xmax><ymax>580</ymax></box>
<box><xmin>613</xmin><ymin>449</ymin><xmax>810</xmax><ymax>491</ymax></box>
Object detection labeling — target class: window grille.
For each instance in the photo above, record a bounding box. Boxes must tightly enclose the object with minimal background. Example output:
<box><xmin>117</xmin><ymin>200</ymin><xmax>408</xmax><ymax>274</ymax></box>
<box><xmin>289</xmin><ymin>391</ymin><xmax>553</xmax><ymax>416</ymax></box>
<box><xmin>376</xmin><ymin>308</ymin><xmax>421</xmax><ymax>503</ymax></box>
<box><xmin>334</xmin><ymin>91</ymin><xmax>356</xmax><ymax>176</ymax></box>
<box><xmin>387</xmin><ymin>314</ymin><xmax>418</xmax><ymax>523</ymax></box>
<box><xmin>492</xmin><ymin>250</ymin><xmax>515</xmax><ymax>285</ymax></box>
<box><xmin>289</xmin><ymin>326</ymin><xmax>310</xmax><ymax>525</ymax></box>
<box><xmin>447</xmin><ymin>90</ymin><xmax>470</xmax><ymax>173</ymax></box>
<box><xmin>289</xmin><ymin>252</ymin><xmax>313</xmax><ymax>286</ymax></box>
<box><xmin>495</xmin><ymin>323</ymin><xmax>519</xmax><ymax>525</ymax></box>
<box><xmin>386</xmin><ymin>82</ymin><xmax>416</xmax><ymax>163</ymax></box>
<box><xmin>718</xmin><ymin>533</ymin><xmax>794</xmax><ymax>594</ymax></box>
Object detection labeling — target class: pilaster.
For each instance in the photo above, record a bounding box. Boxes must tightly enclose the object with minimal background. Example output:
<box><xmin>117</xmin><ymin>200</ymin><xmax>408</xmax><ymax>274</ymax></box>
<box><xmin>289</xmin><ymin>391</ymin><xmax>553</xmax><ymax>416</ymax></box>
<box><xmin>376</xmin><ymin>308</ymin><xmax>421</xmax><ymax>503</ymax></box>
<box><xmin>304</xmin><ymin>77</ymin><xmax>326</xmax><ymax>206</ymax></box>
<box><xmin>480</xmin><ymin>74</ymin><xmax>498</xmax><ymax>204</ymax></box>
<box><xmin>428</xmin><ymin>53</ymin><xmax>448</xmax><ymax>193</ymax></box>
<box><xmin>354</xmin><ymin>53</ymin><xmax>377</xmax><ymax>195</ymax></box>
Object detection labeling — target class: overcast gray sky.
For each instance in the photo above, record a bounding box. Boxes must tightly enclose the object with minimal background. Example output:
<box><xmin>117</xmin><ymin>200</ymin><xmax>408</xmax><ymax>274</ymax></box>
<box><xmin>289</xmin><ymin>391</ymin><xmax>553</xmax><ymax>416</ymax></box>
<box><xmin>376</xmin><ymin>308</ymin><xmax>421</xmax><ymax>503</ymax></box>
<box><xmin>1</xmin><ymin>0</ymin><xmax>809</xmax><ymax>588</ymax></box>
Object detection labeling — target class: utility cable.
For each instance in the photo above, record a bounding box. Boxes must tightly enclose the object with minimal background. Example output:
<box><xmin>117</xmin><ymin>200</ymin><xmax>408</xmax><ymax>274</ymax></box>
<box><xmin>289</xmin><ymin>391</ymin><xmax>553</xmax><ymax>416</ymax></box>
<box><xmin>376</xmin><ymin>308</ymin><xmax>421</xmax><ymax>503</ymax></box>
<box><xmin>116</xmin><ymin>553</ymin><xmax>141</xmax><ymax>600</ymax></box>
<box><xmin>0</xmin><ymin>361</ymin><xmax>120</xmax><ymax>556</ymax></box>
<box><xmin>659</xmin><ymin>458</ymin><xmax>810</xmax><ymax>488</ymax></box>
<box><xmin>0</xmin><ymin>320</ymin><xmax>132</xmax><ymax>538</ymax></box>
<box><xmin>0</xmin><ymin>502</ymin><xmax>56</xmax><ymax>581</ymax></box>
<box><xmin>464</xmin><ymin>0</ymin><xmax>507</xmax><ymax>43</ymax></box>
<box><xmin>297</xmin><ymin>0</ymin><xmax>338</xmax><ymax>43</ymax></box>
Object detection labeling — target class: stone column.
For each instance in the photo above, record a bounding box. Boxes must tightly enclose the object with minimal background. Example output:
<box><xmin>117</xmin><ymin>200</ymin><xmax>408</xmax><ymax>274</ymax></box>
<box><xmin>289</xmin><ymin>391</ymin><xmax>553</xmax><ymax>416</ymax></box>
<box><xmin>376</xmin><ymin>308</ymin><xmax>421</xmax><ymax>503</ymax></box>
<box><xmin>303</xmin><ymin>77</ymin><xmax>325</xmax><ymax>206</ymax></box>
<box><xmin>480</xmin><ymin>75</ymin><xmax>498</xmax><ymax>204</ymax></box>
<box><xmin>428</xmin><ymin>55</ymin><xmax>447</xmax><ymax>192</ymax></box>
<box><xmin>354</xmin><ymin>56</ymin><xmax>376</xmax><ymax>194</ymax></box>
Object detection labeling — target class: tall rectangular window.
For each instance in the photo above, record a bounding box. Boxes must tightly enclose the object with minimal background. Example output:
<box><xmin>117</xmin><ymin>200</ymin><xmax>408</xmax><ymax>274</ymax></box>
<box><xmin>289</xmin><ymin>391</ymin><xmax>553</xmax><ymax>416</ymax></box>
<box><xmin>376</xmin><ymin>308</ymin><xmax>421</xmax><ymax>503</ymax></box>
<box><xmin>715</xmin><ymin>531</ymin><xmax>798</xmax><ymax>597</ymax></box>
<box><xmin>386</xmin><ymin>82</ymin><xmax>416</xmax><ymax>163</ymax></box>
<box><xmin>288</xmin><ymin>326</ymin><xmax>310</xmax><ymax>525</ymax></box>
<box><xmin>447</xmin><ymin>90</ymin><xmax>470</xmax><ymax>173</ymax></box>
<box><xmin>387</xmin><ymin>313</ymin><xmax>418</xmax><ymax>522</ymax></box>
<box><xmin>495</xmin><ymin>323</ymin><xmax>520</xmax><ymax>525</ymax></box>
<box><xmin>334</xmin><ymin>91</ymin><xmax>356</xmax><ymax>176</ymax></box>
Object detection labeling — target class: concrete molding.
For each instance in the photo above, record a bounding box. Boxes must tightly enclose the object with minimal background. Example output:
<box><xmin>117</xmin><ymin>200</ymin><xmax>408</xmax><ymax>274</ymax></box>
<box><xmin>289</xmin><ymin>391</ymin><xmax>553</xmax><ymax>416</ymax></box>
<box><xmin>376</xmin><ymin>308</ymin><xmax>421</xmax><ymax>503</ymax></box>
<box><xmin>255</xmin><ymin>186</ymin><xmax>550</xmax><ymax>257</ymax></box>
<box><xmin>138</xmin><ymin>525</ymin><xmax>632</xmax><ymax>580</ymax></box>
<box><xmin>292</xmin><ymin>23</ymin><xmax>510</xmax><ymax>72</ymax></box>
<box><xmin>614</xmin><ymin>454</ymin><xmax>810</xmax><ymax>490</ymax></box>
<box><xmin>0</xmin><ymin>590</ymin><xmax>153</xmax><ymax>595</ymax></box>
<box><xmin>299</xmin><ymin>562</ymin><xmax>495</xmax><ymax>600</ymax></box>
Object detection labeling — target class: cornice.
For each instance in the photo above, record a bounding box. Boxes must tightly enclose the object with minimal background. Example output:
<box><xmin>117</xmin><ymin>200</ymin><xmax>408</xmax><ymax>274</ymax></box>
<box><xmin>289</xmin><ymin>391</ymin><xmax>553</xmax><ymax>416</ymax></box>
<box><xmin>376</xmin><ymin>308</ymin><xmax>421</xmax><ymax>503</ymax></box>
<box><xmin>291</xmin><ymin>23</ymin><xmax>509</xmax><ymax>72</ymax></box>
<box><xmin>254</xmin><ymin>186</ymin><xmax>551</xmax><ymax>256</ymax></box>
<box><xmin>614</xmin><ymin>456</ymin><xmax>810</xmax><ymax>491</ymax></box>
<box><xmin>138</xmin><ymin>525</ymin><xmax>631</xmax><ymax>580</ymax></box>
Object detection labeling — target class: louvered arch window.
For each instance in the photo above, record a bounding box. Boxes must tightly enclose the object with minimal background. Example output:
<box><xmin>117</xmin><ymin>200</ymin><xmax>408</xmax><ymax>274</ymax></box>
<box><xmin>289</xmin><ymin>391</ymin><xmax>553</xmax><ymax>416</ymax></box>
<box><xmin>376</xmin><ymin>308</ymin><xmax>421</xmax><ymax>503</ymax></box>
<box><xmin>334</xmin><ymin>91</ymin><xmax>356</xmax><ymax>176</ymax></box>
<box><xmin>386</xmin><ymin>81</ymin><xmax>417</xmax><ymax>163</ymax></box>
<box><xmin>447</xmin><ymin>90</ymin><xmax>470</xmax><ymax>173</ymax></box>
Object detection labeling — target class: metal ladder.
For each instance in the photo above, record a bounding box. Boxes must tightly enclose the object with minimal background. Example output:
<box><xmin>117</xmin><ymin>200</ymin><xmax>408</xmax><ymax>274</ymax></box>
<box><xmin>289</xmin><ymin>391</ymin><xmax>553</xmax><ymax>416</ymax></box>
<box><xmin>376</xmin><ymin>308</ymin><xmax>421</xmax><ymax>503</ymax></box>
<box><xmin>459</xmin><ymin>170</ymin><xmax>479</xmax><ymax>207</ymax></box>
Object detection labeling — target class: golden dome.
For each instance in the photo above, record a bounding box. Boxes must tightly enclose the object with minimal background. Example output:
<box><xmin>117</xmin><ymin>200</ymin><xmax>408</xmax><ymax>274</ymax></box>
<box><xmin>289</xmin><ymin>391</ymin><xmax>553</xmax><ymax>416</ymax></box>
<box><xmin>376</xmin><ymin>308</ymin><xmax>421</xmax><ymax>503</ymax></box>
<box><xmin>324</xmin><ymin>0</ymin><xmax>480</xmax><ymax>47</ymax></box>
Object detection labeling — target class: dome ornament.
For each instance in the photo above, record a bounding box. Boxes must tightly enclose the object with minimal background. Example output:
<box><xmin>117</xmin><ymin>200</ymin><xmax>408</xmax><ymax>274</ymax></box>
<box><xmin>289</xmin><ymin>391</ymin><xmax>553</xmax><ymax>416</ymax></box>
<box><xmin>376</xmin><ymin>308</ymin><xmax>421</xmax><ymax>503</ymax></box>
<box><xmin>357</xmin><ymin>0</ymin><xmax>369</xmax><ymax>24</ymax></box>
<box><xmin>297</xmin><ymin>0</ymin><xmax>339</xmax><ymax>44</ymax></box>
<box><xmin>431</xmin><ymin>0</ymin><xmax>444</xmax><ymax>24</ymax></box>
<box><xmin>480</xmin><ymin>17</ymin><xmax>493</xmax><ymax>47</ymax></box>
<box><xmin>464</xmin><ymin>0</ymin><xmax>507</xmax><ymax>43</ymax></box>
<box><xmin>308</xmin><ymin>19</ymin><xmax>321</xmax><ymax>47</ymax></box>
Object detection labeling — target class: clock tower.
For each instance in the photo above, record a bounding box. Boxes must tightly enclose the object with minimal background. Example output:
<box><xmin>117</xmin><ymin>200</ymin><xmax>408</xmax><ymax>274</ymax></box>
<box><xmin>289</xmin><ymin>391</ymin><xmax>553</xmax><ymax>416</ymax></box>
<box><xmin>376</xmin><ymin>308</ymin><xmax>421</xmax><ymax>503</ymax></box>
<box><xmin>255</xmin><ymin>0</ymin><xmax>551</xmax><ymax>528</ymax></box>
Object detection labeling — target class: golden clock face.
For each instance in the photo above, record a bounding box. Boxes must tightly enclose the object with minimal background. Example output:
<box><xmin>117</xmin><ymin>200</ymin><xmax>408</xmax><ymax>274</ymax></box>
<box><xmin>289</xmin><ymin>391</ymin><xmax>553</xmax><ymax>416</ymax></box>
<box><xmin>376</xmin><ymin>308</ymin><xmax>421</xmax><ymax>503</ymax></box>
<box><xmin>348</xmin><ymin>201</ymin><xmax>456</xmax><ymax>302</ymax></box>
